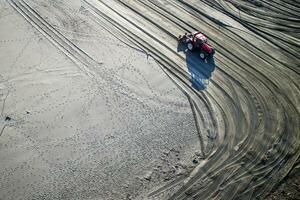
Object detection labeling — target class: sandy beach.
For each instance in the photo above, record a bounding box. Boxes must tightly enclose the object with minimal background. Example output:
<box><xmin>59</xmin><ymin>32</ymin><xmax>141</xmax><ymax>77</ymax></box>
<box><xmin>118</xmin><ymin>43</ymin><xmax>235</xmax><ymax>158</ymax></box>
<box><xmin>0</xmin><ymin>0</ymin><xmax>299</xmax><ymax>199</ymax></box>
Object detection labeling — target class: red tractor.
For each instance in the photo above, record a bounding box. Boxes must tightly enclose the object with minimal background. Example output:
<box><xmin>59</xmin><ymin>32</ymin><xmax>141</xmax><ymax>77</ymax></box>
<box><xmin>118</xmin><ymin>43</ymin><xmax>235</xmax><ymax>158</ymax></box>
<box><xmin>178</xmin><ymin>31</ymin><xmax>215</xmax><ymax>61</ymax></box>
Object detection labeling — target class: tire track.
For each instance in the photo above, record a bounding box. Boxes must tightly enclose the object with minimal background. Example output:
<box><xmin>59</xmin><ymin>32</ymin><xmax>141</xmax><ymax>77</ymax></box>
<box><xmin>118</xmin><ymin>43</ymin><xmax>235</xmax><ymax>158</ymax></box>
<box><xmin>81</xmin><ymin>0</ymin><xmax>300</xmax><ymax>199</ymax></box>
<box><xmin>8</xmin><ymin>0</ymin><xmax>300</xmax><ymax>199</ymax></box>
<box><xmin>9</xmin><ymin>0</ymin><xmax>180</xmax><ymax>125</ymax></box>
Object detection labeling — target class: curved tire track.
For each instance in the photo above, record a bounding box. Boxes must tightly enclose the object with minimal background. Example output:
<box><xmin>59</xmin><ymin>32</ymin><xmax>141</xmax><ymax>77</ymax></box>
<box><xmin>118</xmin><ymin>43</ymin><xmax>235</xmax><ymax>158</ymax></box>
<box><xmin>80</xmin><ymin>0</ymin><xmax>300</xmax><ymax>199</ymax></box>
<box><xmin>8</xmin><ymin>0</ymin><xmax>300</xmax><ymax>199</ymax></box>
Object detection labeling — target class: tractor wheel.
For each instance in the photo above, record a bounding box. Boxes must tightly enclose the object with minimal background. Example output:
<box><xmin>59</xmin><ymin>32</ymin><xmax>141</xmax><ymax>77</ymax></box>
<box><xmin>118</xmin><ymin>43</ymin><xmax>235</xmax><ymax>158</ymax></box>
<box><xmin>178</xmin><ymin>35</ymin><xmax>182</xmax><ymax>43</ymax></box>
<box><xmin>187</xmin><ymin>42</ymin><xmax>194</xmax><ymax>51</ymax></box>
<box><xmin>211</xmin><ymin>49</ymin><xmax>215</xmax><ymax>55</ymax></box>
<box><xmin>200</xmin><ymin>52</ymin><xmax>206</xmax><ymax>60</ymax></box>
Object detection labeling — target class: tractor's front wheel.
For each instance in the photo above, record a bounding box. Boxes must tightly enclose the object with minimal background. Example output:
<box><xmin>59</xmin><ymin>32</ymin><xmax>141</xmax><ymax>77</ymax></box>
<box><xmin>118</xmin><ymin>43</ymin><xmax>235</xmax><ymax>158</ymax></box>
<box><xmin>211</xmin><ymin>49</ymin><xmax>215</xmax><ymax>55</ymax></box>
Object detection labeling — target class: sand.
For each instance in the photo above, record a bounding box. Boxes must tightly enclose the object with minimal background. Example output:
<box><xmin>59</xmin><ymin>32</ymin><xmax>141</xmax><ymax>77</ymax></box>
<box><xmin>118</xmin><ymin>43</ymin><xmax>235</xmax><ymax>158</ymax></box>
<box><xmin>0</xmin><ymin>0</ymin><xmax>299</xmax><ymax>200</ymax></box>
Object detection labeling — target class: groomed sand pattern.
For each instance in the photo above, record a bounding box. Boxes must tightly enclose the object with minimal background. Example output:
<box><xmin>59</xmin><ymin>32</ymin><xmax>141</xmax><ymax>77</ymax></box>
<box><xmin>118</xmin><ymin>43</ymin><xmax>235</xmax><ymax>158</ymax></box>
<box><xmin>1</xmin><ymin>0</ymin><xmax>299</xmax><ymax>200</ymax></box>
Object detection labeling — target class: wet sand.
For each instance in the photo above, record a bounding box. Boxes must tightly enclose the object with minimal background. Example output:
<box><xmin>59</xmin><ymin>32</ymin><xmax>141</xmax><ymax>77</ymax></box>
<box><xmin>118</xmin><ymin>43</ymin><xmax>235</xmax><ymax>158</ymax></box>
<box><xmin>0</xmin><ymin>0</ymin><xmax>299</xmax><ymax>200</ymax></box>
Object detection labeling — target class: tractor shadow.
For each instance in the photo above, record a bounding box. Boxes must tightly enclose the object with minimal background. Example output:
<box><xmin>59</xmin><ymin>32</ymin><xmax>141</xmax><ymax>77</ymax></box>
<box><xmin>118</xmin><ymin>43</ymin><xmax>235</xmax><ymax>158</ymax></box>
<box><xmin>177</xmin><ymin>42</ymin><xmax>216</xmax><ymax>90</ymax></box>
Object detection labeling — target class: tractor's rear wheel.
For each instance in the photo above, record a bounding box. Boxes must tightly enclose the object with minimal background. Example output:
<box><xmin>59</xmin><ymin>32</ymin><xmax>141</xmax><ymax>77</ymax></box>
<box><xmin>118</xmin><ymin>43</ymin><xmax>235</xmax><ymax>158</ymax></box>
<box><xmin>187</xmin><ymin>42</ymin><xmax>194</xmax><ymax>51</ymax></box>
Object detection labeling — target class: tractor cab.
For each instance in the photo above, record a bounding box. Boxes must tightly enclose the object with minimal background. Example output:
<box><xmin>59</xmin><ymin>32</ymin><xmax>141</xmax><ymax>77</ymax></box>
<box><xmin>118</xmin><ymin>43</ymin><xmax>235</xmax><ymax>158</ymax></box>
<box><xmin>192</xmin><ymin>32</ymin><xmax>208</xmax><ymax>48</ymax></box>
